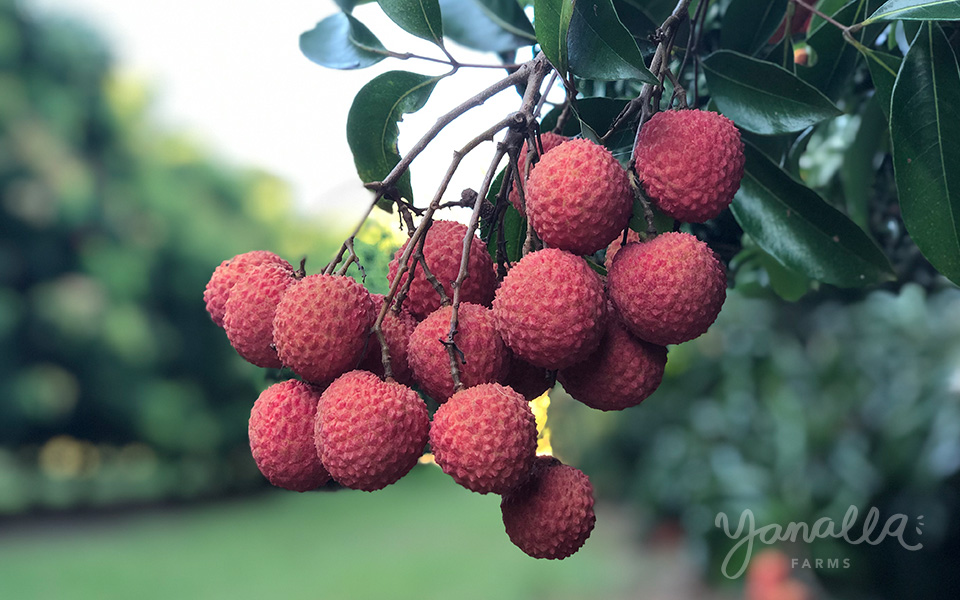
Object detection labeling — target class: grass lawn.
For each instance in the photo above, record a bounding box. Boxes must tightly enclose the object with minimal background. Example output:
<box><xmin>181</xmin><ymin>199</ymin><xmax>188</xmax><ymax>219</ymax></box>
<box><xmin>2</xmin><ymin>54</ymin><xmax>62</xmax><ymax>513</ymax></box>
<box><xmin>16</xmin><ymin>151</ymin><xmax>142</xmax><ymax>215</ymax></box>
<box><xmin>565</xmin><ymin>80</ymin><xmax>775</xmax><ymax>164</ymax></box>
<box><xmin>0</xmin><ymin>464</ymin><xmax>645</xmax><ymax>600</ymax></box>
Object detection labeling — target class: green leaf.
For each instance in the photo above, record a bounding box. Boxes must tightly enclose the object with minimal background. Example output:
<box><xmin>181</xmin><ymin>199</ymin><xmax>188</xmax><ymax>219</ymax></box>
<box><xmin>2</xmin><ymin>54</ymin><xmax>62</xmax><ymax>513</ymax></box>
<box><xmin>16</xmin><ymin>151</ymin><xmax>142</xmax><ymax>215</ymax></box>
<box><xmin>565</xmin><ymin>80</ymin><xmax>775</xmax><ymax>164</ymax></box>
<box><xmin>300</xmin><ymin>13</ymin><xmax>388</xmax><ymax>70</ymax></box>
<box><xmin>334</xmin><ymin>0</ymin><xmax>377</xmax><ymax>11</ymax></box>
<box><xmin>541</xmin><ymin>96</ymin><xmax>634</xmax><ymax>162</ymax></box>
<box><xmin>890</xmin><ymin>23</ymin><xmax>960</xmax><ymax>284</ymax></box>
<box><xmin>619</xmin><ymin>0</ymin><xmax>677</xmax><ymax>22</ymax></box>
<box><xmin>567</xmin><ymin>0</ymin><xmax>658</xmax><ymax>83</ymax></box>
<box><xmin>859</xmin><ymin>49</ymin><xmax>902</xmax><ymax>120</ymax></box>
<box><xmin>800</xmin><ymin>1</ymin><xmax>863</xmax><ymax>101</ymax></box>
<box><xmin>841</xmin><ymin>98</ymin><xmax>886</xmax><ymax>232</ymax></box>
<box><xmin>482</xmin><ymin>169</ymin><xmax>526</xmax><ymax>264</ymax></box>
<box><xmin>703</xmin><ymin>50</ymin><xmax>843</xmax><ymax>134</ymax></box>
<box><xmin>721</xmin><ymin>0</ymin><xmax>788</xmax><ymax>56</ymax></box>
<box><xmin>808</xmin><ymin>0</ymin><xmax>850</xmax><ymax>35</ymax></box>
<box><xmin>346</xmin><ymin>71</ymin><xmax>441</xmax><ymax>207</ymax></box>
<box><xmin>865</xmin><ymin>0</ymin><xmax>960</xmax><ymax>24</ymax></box>
<box><xmin>438</xmin><ymin>0</ymin><xmax>535</xmax><ymax>52</ymax></box>
<box><xmin>534</xmin><ymin>0</ymin><xmax>576</xmax><ymax>75</ymax></box>
<box><xmin>732</xmin><ymin>143</ymin><xmax>895</xmax><ymax>286</ymax></box>
<box><xmin>378</xmin><ymin>0</ymin><xmax>445</xmax><ymax>47</ymax></box>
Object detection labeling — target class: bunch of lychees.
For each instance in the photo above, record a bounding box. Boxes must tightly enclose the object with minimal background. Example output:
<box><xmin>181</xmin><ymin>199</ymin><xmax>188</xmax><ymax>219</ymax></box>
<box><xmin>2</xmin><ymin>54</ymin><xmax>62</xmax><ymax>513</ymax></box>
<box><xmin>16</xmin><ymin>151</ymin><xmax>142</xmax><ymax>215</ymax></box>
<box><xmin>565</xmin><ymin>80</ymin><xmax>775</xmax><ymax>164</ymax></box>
<box><xmin>204</xmin><ymin>108</ymin><xmax>743</xmax><ymax>559</ymax></box>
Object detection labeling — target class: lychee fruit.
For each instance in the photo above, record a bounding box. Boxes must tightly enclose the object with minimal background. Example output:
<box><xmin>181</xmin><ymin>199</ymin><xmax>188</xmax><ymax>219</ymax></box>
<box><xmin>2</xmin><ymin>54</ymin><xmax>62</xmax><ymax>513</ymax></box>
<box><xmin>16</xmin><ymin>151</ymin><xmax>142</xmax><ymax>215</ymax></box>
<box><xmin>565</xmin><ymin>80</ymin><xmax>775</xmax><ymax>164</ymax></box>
<box><xmin>558</xmin><ymin>318</ymin><xmax>667</xmax><ymax>411</ymax></box>
<box><xmin>525</xmin><ymin>138</ymin><xmax>633</xmax><ymax>255</ymax></box>
<box><xmin>633</xmin><ymin>109</ymin><xmax>744</xmax><ymax>223</ymax></box>
<box><xmin>508</xmin><ymin>132</ymin><xmax>569</xmax><ymax>212</ymax></box>
<box><xmin>223</xmin><ymin>264</ymin><xmax>297</xmax><ymax>368</ymax></box>
<box><xmin>407</xmin><ymin>303</ymin><xmax>509</xmax><ymax>402</ymax></box>
<box><xmin>607</xmin><ymin>232</ymin><xmax>726</xmax><ymax>346</ymax></box>
<box><xmin>315</xmin><ymin>370</ymin><xmax>429</xmax><ymax>491</ymax></box>
<box><xmin>272</xmin><ymin>274</ymin><xmax>375</xmax><ymax>386</ymax></box>
<box><xmin>387</xmin><ymin>220</ymin><xmax>497</xmax><ymax>319</ymax></box>
<box><xmin>501</xmin><ymin>456</ymin><xmax>596</xmax><ymax>559</ymax></box>
<box><xmin>430</xmin><ymin>383</ymin><xmax>537</xmax><ymax>494</ymax></box>
<box><xmin>604</xmin><ymin>228</ymin><xmax>641</xmax><ymax>271</ymax></box>
<box><xmin>504</xmin><ymin>357</ymin><xmax>553</xmax><ymax>401</ymax></box>
<box><xmin>493</xmin><ymin>248</ymin><xmax>607</xmax><ymax>369</ymax></box>
<box><xmin>249</xmin><ymin>379</ymin><xmax>330</xmax><ymax>492</ymax></box>
<box><xmin>357</xmin><ymin>294</ymin><xmax>417</xmax><ymax>384</ymax></box>
<box><xmin>204</xmin><ymin>251</ymin><xmax>292</xmax><ymax>327</ymax></box>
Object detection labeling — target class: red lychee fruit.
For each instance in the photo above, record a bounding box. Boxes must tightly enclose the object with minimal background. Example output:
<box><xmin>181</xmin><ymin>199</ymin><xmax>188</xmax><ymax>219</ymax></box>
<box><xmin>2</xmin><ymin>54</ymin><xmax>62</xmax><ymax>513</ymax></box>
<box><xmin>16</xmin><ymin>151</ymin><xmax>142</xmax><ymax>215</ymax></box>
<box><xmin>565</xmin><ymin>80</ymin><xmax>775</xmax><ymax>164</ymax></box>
<box><xmin>357</xmin><ymin>294</ymin><xmax>417</xmax><ymax>384</ymax></box>
<box><xmin>501</xmin><ymin>456</ymin><xmax>596</xmax><ymax>559</ymax></box>
<box><xmin>607</xmin><ymin>232</ymin><xmax>726</xmax><ymax>346</ymax></box>
<box><xmin>604</xmin><ymin>229</ymin><xmax>641</xmax><ymax>271</ymax></box>
<box><xmin>430</xmin><ymin>383</ymin><xmax>537</xmax><ymax>494</ymax></box>
<box><xmin>493</xmin><ymin>249</ymin><xmax>607</xmax><ymax>369</ymax></box>
<box><xmin>508</xmin><ymin>132</ymin><xmax>569</xmax><ymax>212</ymax></box>
<box><xmin>272</xmin><ymin>274</ymin><xmax>375</xmax><ymax>386</ymax></box>
<box><xmin>315</xmin><ymin>370</ymin><xmax>429</xmax><ymax>491</ymax></box>
<box><xmin>504</xmin><ymin>357</ymin><xmax>553</xmax><ymax>401</ymax></box>
<box><xmin>559</xmin><ymin>318</ymin><xmax>667</xmax><ymax>411</ymax></box>
<box><xmin>249</xmin><ymin>379</ymin><xmax>330</xmax><ymax>492</ymax></box>
<box><xmin>407</xmin><ymin>303</ymin><xmax>509</xmax><ymax>402</ymax></box>
<box><xmin>525</xmin><ymin>138</ymin><xmax>633</xmax><ymax>255</ymax></box>
<box><xmin>387</xmin><ymin>220</ymin><xmax>497</xmax><ymax>319</ymax></box>
<box><xmin>204</xmin><ymin>251</ymin><xmax>292</xmax><ymax>327</ymax></box>
<box><xmin>223</xmin><ymin>264</ymin><xmax>297</xmax><ymax>368</ymax></box>
<box><xmin>634</xmin><ymin>109</ymin><xmax>744</xmax><ymax>223</ymax></box>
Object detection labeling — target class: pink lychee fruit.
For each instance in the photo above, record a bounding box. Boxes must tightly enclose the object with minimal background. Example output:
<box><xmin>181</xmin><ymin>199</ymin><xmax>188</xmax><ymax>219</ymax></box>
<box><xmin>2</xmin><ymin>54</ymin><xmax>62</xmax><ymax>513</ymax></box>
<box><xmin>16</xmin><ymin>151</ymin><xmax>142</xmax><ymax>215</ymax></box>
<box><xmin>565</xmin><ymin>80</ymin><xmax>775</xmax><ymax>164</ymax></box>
<box><xmin>272</xmin><ymin>274</ymin><xmax>375</xmax><ymax>386</ymax></box>
<box><xmin>407</xmin><ymin>303</ymin><xmax>509</xmax><ymax>402</ymax></box>
<box><xmin>249</xmin><ymin>379</ymin><xmax>330</xmax><ymax>492</ymax></box>
<box><xmin>357</xmin><ymin>294</ymin><xmax>417</xmax><ymax>384</ymax></box>
<box><xmin>387</xmin><ymin>220</ymin><xmax>497</xmax><ymax>319</ymax></box>
<box><xmin>493</xmin><ymin>248</ymin><xmax>607</xmax><ymax>369</ymax></box>
<box><xmin>607</xmin><ymin>232</ymin><xmax>726</xmax><ymax>346</ymax></box>
<box><xmin>501</xmin><ymin>456</ymin><xmax>596</xmax><ymax>559</ymax></box>
<box><xmin>430</xmin><ymin>383</ymin><xmax>537</xmax><ymax>494</ymax></box>
<box><xmin>525</xmin><ymin>138</ymin><xmax>633</xmax><ymax>255</ymax></box>
<box><xmin>315</xmin><ymin>370</ymin><xmax>429</xmax><ymax>491</ymax></box>
<box><xmin>204</xmin><ymin>250</ymin><xmax>292</xmax><ymax>327</ymax></box>
<box><xmin>223</xmin><ymin>264</ymin><xmax>297</xmax><ymax>368</ymax></box>
<box><xmin>508</xmin><ymin>132</ymin><xmax>569</xmax><ymax>212</ymax></box>
<box><xmin>634</xmin><ymin>109</ymin><xmax>744</xmax><ymax>223</ymax></box>
<box><xmin>604</xmin><ymin>229</ymin><xmax>641</xmax><ymax>271</ymax></box>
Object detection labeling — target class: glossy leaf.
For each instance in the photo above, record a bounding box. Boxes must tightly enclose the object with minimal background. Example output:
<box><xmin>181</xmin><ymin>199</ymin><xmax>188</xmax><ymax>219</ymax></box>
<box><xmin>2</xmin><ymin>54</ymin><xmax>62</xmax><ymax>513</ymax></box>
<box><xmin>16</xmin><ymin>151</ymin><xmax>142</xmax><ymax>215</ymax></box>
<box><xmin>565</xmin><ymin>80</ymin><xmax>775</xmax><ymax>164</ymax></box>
<box><xmin>732</xmin><ymin>143</ymin><xmax>895</xmax><ymax>286</ymax></box>
<box><xmin>346</xmin><ymin>71</ymin><xmax>441</xmax><ymax>206</ymax></box>
<box><xmin>890</xmin><ymin>23</ymin><xmax>960</xmax><ymax>284</ymax></box>
<box><xmin>567</xmin><ymin>0</ymin><xmax>658</xmax><ymax>83</ymax></box>
<box><xmin>703</xmin><ymin>51</ymin><xmax>842</xmax><ymax>134</ymax></box>
<box><xmin>721</xmin><ymin>0</ymin><xmax>788</xmax><ymax>56</ymax></box>
<box><xmin>534</xmin><ymin>0</ymin><xmax>575</xmax><ymax>74</ymax></box>
<box><xmin>300</xmin><ymin>13</ymin><xmax>388</xmax><ymax>70</ymax></box>
<box><xmin>800</xmin><ymin>1</ymin><xmax>862</xmax><ymax>101</ymax></box>
<box><xmin>861</xmin><ymin>48</ymin><xmax>902</xmax><ymax>120</ymax></box>
<box><xmin>438</xmin><ymin>0</ymin><xmax>535</xmax><ymax>52</ymax></box>
<box><xmin>378</xmin><ymin>0</ymin><xmax>445</xmax><ymax>47</ymax></box>
<box><xmin>865</xmin><ymin>0</ymin><xmax>960</xmax><ymax>23</ymax></box>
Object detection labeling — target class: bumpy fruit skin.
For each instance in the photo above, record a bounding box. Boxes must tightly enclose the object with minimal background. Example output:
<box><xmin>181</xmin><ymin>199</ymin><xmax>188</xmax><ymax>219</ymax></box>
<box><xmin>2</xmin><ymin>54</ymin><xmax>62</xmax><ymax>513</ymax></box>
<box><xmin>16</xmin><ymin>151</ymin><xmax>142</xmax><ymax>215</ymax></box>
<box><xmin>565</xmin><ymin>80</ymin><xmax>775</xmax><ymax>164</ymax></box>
<box><xmin>315</xmin><ymin>370</ymin><xmax>429</xmax><ymax>491</ymax></box>
<box><xmin>493</xmin><ymin>249</ymin><xmax>607</xmax><ymax>369</ymax></box>
<box><xmin>387</xmin><ymin>220</ymin><xmax>497</xmax><ymax>319</ymax></box>
<box><xmin>430</xmin><ymin>383</ymin><xmax>537</xmax><ymax>494</ymax></box>
<box><xmin>224</xmin><ymin>264</ymin><xmax>296</xmax><ymax>368</ymax></box>
<box><xmin>604</xmin><ymin>229</ymin><xmax>641</xmax><ymax>271</ymax></box>
<box><xmin>504</xmin><ymin>357</ymin><xmax>553</xmax><ymax>402</ymax></box>
<box><xmin>249</xmin><ymin>380</ymin><xmax>330</xmax><ymax>492</ymax></box>
<box><xmin>508</xmin><ymin>132</ymin><xmax>569</xmax><ymax>212</ymax></box>
<box><xmin>559</xmin><ymin>318</ymin><xmax>667</xmax><ymax>410</ymax></box>
<box><xmin>525</xmin><ymin>138</ymin><xmax>633</xmax><ymax>255</ymax></box>
<box><xmin>204</xmin><ymin>251</ymin><xmax>292</xmax><ymax>327</ymax></box>
<box><xmin>357</xmin><ymin>294</ymin><xmax>417</xmax><ymax>384</ymax></box>
<box><xmin>273</xmin><ymin>274</ymin><xmax>375</xmax><ymax>386</ymax></box>
<box><xmin>607</xmin><ymin>232</ymin><xmax>726</xmax><ymax>346</ymax></box>
<box><xmin>501</xmin><ymin>456</ymin><xmax>595</xmax><ymax>560</ymax></box>
<box><xmin>407</xmin><ymin>303</ymin><xmax>509</xmax><ymax>402</ymax></box>
<box><xmin>634</xmin><ymin>110</ymin><xmax>744</xmax><ymax>223</ymax></box>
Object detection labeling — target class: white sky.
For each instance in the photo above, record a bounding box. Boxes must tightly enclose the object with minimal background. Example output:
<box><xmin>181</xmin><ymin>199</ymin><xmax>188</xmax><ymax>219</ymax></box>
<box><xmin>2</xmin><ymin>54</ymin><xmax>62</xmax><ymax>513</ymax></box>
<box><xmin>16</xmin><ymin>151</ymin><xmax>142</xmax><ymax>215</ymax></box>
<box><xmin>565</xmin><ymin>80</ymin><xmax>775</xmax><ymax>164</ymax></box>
<box><xmin>29</xmin><ymin>0</ymin><xmax>530</xmax><ymax>225</ymax></box>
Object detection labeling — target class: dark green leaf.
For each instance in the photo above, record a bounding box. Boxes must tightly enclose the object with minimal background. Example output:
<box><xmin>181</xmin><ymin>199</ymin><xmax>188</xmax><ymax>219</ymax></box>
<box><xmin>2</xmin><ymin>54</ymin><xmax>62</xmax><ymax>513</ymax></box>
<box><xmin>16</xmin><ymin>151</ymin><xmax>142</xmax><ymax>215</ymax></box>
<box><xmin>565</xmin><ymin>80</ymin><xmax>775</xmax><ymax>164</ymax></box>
<box><xmin>346</xmin><ymin>71</ymin><xmax>441</xmax><ymax>207</ymax></box>
<box><xmin>439</xmin><ymin>0</ymin><xmax>535</xmax><ymax>52</ymax></box>
<box><xmin>567</xmin><ymin>0</ymin><xmax>658</xmax><ymax>83</ymax></box>
<box><xmin>890</xmin><ymin>23</ymin><xmax>960</xmax><ymax>284</ymax></box>
<box><xmin>862</xmin><ymin>49</ymin><xmax>901</xmax><ymax>120</ymax></box>
<box><xmin>534</xmin><ymin>0</ymin><xmax>575</xmax><ymax>74</ymax></box>
<box><xmin>865</xmin><ymin>0</ymin><xmax>960</xmax><ymax>23</ymax></box>
<box><xmin>378</xmin><ymin>0</ymin><xmax>445</xmax><ymax>47</ymax></box>
<box><xmin>721</xmin><ymin>0</ymin><xmax>788</xmax><ymax>55</ymax></box>
<box><xmin>541</xmin><ymin>97</ymin><xmax>634</xmax><ymax>161</ymax></box>
<box><xmin>300</xmin><ymin>13</ymin><xmax>388</xmax><ymax>70</ymax></box>
<box><xmin>619</xmin><ymin>0</ymin><xmax>677</xmax><ymax>22</ymax></box>
<box><xmin>799</xmin><ymin>1</ymin><xmax>862</xmax><ymax>101</ymax></box>
<box><xmin>482</xmin><ymin>169</ymin><xmax>526</xmax><ymax>264</ymax></box>
<box><xmin>807</xmin><ymin>0</ymin><xmax>850</xmax><ymax>35</ymax></box>
<box><xmin>732</xmin><ymin>143</ymin><xmax>895</xmax><ymax>286</ymax></box>
<box><xmin>841</xmin><ymin>98</ymin><xmax>886</xmax><ymax>232</ymax></box>
<box><xmin>703</xmin><ymin>50</ymin><xmax>843</xmax><ymax>134</ymax></box>
<box><xmin>613</xmin><ymin>1</ymin><xmax>659</xmax><ymax>54</ymax></box>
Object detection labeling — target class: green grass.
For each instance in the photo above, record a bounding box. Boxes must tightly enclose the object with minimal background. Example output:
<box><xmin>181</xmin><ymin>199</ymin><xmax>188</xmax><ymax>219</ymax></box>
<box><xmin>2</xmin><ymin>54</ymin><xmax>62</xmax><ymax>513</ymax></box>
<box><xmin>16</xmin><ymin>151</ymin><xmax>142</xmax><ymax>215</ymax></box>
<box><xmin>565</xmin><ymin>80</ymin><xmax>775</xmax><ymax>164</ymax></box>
<box><xmin>0</xmin><ymin>465</ymin><xmax>643</xmax><ymax>600</ymax></box>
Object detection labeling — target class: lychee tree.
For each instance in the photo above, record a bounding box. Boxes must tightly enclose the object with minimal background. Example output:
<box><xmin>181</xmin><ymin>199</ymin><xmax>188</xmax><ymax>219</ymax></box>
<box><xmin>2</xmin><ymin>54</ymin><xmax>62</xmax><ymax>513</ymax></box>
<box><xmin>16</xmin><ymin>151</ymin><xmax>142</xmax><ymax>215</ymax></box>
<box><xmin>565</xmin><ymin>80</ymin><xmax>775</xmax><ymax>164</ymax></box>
<box><xmin>206</xmin><ymin>0</ymin><xmax>960</xmax><ymax>560</ymax></box>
